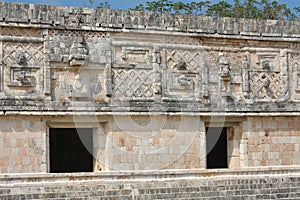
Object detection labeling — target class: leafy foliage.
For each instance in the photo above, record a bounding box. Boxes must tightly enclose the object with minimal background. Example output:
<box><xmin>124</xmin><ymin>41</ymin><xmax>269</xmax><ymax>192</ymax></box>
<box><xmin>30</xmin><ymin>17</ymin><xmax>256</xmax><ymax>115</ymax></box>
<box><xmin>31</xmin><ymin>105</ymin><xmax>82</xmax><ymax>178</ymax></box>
<box><xmin>130</xmin><ymin>0</ymin><xmax>299</xmax><ymax>21</ymax></box>
<box><xmin>86</xmin><ymin>0</ymin><xmax>300</xmax><ymax>21</ymax></box>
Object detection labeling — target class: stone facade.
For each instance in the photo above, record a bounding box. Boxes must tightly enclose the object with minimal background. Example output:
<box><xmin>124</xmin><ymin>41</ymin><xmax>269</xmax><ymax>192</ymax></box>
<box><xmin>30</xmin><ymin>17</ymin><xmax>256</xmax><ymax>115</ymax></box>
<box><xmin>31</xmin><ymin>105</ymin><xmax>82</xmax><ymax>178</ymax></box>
<box><xmin>0</xmin><ymin>2</ymin><xmax>299</xmax><ymax>176</ymax></box>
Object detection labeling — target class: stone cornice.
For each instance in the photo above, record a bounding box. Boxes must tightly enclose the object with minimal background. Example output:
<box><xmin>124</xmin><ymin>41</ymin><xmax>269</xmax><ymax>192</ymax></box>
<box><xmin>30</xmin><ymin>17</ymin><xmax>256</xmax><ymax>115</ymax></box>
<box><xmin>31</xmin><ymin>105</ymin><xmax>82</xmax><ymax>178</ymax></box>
<box><xmin>0</xmin><ymin>2</ymin><xmax>299</xmax><ymax>39</ymax></box>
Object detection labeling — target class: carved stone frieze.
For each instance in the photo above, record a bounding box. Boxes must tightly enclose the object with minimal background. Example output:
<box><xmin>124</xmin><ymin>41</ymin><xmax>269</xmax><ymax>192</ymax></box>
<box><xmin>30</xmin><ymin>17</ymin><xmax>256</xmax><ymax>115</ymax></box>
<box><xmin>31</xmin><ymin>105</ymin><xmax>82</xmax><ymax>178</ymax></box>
<box><xmin>2</xmin><ymin>27</ymin><xmax>42</xmax><ymax>38</ymax></box>
<box><xmin>152</xmin><ymin>48</ymin><xmax>162</xmax><ymax>95</ymax></box>
<box><xmin>51</xmin><ymin>69</ymin><xmax>104</xmax><ymax>102</ymax></box>
<box><xmin>3</xmin><ymin>42</ymin><xmax>44</xmax><ymax>66</ymax></box>
<box><xmin>69</xmin><ymin>36</ymin><xmax>89</xmax><ymax>66</ymax></box>
<box><xmin>112</xmin><ymin>68</ymin><xmax>154</xmax><ymax>98</ymax></box>
<box><xmin>0</xmin><ymin>5</ymin><xmax>299</xmax><ymax>111</ymax></box>
<box><xmin>165</xmin><ymin>69</ymin><xmax>200</xmax><ymax>97</ymax></box>
<box><xmin>2</xmin><ymin>41</ymin><xmax>44</xmax><ymax>96</ymax></box>
<box><xmin>248</xmin><ymin>51</ymin><xmax>288</xmax><ymax>101</ymax></box>
<box><xmin>218</xmin><ymin>53</ymin><xmax>232</xmax><ymax>102</ymax></box>
<box><xmin>112</xmin><ymin>47</ymin><xmax>159</xmax><ymax>99</ymax></box>
<box><xmin>242</xmin><ymin>52</ymin><xmax>250</xmax><ymax>98</ymax></box>
<box><xmin>166</xmin><ymin>49</ymin><xmax>204</xmax><ymax>71</ymax></box>
<box><xmin>118</xmin><ymin>47</ymin><xmax>152</xmax><ymax>68</ymax></box>
<box><xmin>249</xmin><ymin>71</ymin><xmax>287</xmax><ymax>99</ymax></box>
<box><xmin>290</xmin><ymin>52</ymin><xmax>300</xmax><ymax>101</ymax></box>
<box><xmin>47</xmin><ymin>30</ymin><xmax>110</xmax><ymax>64</ymax></box>
<box><xmin>165</xmin><ymin>35</ymin><xmax>202</xmax><ymax>45</ymax></box>
<box><xmin>290</xmin><ymin>43</ymin><xmax>300</xmax><ymax>51</ymax></box>
<box><xmin>164</xmin><ymin>49</ymin><xmax>204</xmax><ymax>100</ymax></box>
<box><xmin>8</xmin><ymin>66</ymin><xmax>39</xmax><ymax>87</ymax></box>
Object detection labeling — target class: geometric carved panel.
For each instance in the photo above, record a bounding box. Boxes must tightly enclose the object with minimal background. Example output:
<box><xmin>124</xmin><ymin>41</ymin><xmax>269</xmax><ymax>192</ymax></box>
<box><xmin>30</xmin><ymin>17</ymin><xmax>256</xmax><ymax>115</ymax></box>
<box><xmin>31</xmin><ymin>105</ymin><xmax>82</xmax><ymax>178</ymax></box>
<box><xmin>48</xmin><ymin>30</ymin><xmax>108</xmax><ymax>38</ymax></box>
<box><xmin>8</xmin><ymin>66</ymin><xmax>39</xmax><ymax>87</ymax></box>
<box><xmin>2</xmin><ymin>27</ymin><xmax>42</xmax><ymax>38</ymax></box>
<box><xmin>291</xmin><ymin>54</ymin><xmax>300</xmax><ymax>91</ymax></box>
<box><xmin>165</xmin><ymin>69</ymin><xmax>201</xmax><ymax>99</ymax></box>
<box><xmin>112</xmin><ymin>68</ymin><xmax>154</xmax><ymax>98</ymax></box>
<box><xmin>51</xmin><ymin>70</ymin><xmax>103</xmax><ymax>102</ymax></box>
<box><xmin>3</xmin><ymin>42</ymin><xmax>44</xmax><ymax>66</ymax></box>
<box><xmin>165</xmin><ymin>36</ymin><xmax>201</xmax><ymax>45</ymax></box>
<box><xmin>166</xmin><ymin>50</ymin><xmax>203</xmax><ymax>71</ymax></box>
<box><xmin>249</xmin><ymin>71</ymin><xmax>287</xmax><ymax>100</ymax></box>
<box><xmin>47</xmin><ymin>30</ymin><xmax>109</xmax><ymax>64</ymax></box>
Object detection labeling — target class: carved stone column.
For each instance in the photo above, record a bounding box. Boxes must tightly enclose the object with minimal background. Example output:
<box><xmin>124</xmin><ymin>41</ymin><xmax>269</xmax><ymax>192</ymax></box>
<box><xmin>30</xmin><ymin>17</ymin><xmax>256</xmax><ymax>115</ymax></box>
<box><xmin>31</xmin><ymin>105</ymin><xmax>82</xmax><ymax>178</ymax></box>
<box><xmin>105</xmin><ymin>50</ymin><xmax>112</xmax><ymax>97</ymax></box>
<box><xmin>242</xmin><ymin>52</ymin><xmax>250</xmax><ymax>99</ymax></box>
<box><xmin>152</xmin><ymin>48</ymin><xmax>162</xmax><ymax>98</ymax></box>
<box><xmin>219</xmin><ymin>53</ymin><xmax>233</xmax><ymax>103</ymax></box>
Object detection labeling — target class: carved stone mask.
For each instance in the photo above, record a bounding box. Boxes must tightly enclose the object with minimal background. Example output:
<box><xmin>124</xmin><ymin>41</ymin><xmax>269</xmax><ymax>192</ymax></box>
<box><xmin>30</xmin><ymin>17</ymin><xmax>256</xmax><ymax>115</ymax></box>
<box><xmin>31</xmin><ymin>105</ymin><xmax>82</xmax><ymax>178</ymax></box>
<box><xmin>15</xmin><ymin>51</ymin><xmax>27</xmax><ymax>65</ymax></box>
<box><xmin>17</xmin><ymin>71</ymin><xmax>26</xmax><ymax>80</ymax></box>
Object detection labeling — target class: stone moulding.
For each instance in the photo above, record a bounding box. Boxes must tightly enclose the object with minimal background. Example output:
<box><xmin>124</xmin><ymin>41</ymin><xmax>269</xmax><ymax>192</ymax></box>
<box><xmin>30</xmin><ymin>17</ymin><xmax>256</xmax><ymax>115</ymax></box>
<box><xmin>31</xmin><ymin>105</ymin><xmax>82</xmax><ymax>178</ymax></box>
<box><xmin>0</xmin><ymin>2</ymin><xmax>299</xmax><ymax>38</ymax></box>
<box><xmin>1</xmin><ymin>166</ymin><xmax>300</xmax><ymax>183</ymax></box>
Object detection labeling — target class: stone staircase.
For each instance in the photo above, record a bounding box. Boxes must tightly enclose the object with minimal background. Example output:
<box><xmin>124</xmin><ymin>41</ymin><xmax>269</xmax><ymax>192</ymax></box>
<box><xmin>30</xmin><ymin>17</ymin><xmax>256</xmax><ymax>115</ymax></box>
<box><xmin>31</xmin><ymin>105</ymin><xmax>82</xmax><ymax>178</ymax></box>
<box><xmin>1</xmin><ymin>167</ymin><xmax>300</xmax><ymax>199</ymax></box>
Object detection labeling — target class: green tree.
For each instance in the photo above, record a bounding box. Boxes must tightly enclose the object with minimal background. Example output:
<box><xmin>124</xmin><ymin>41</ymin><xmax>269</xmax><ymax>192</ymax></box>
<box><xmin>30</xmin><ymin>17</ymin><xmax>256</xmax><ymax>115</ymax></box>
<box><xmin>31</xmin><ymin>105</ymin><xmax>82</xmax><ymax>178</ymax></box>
<box><xmin>173</xmin><ymin>1</ymin><xmax>187</xmax><ymax>14</ymax></box>
<box><xmin>189</xmin><ymin>1</ymin><xmax>211</xmax><ymax>15</ymax></box>
<box><xmin>206</xmin><ymin>1</ymin><xmax>233</xmax><ymax>17</ymax></box>
<box><xmin>131</xmin><ymin>4</ymin><xmax>146</xmax><ymax>11</ymax></box>
<box><xmin>129</xmin><ymin>0</ymin><xmax>300</xmax><ymax>21</ymax></box>
<box><xmin>292</xmin><ymin>7</ymin><xmax>300</xmax><ymax>20</ymax></box>
<box><xmin>145</xmin><ymin>0</ymin><xmax>174</xmax><ymax>13</ymax></box>
<box><xmin>259</xmin><ymin>0</ymin><xmax>292</xmax><ymax>20</ymax></box>
<box><xmin>205</xmin><ymin>0</ymin><xmax>295</xmax><ymax>20</ymax></box>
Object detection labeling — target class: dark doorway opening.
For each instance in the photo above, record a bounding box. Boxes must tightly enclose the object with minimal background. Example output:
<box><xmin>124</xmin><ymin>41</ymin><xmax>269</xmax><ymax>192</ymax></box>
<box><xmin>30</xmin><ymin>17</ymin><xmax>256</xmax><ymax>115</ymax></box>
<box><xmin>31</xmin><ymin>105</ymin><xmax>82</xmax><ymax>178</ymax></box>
<box><xmin>49</xmin><ymin>128</ymin><xmax>93</xmax><ymax>173</ymax></box>
<box><xmin>206</xmin><ymin>127</ymin><xmax>228</xmax><ymax>169</ymax></box>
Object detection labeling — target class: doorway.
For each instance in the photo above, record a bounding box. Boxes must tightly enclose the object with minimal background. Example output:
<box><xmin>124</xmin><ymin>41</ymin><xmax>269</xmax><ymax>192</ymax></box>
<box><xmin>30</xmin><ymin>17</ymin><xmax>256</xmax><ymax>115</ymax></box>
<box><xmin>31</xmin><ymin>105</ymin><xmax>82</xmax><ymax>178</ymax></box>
<box><xmin>206</xmin><ymin>127</ymin><xmax>228</xmax><ymax>169</ymax></box>
<box><xmin>49</xmin><ymin>128</ymin><xmax>93</xmax><ymax>173</ymax></box>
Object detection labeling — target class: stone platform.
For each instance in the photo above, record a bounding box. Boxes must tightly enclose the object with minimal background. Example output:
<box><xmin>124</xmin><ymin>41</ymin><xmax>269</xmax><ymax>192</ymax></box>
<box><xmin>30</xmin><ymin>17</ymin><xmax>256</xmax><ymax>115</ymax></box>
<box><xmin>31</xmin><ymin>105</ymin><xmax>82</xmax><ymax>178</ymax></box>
<box><xmin>1</xmin><ymin>166</ymin><xmax>300</xmax><ymax>199</ymax></box>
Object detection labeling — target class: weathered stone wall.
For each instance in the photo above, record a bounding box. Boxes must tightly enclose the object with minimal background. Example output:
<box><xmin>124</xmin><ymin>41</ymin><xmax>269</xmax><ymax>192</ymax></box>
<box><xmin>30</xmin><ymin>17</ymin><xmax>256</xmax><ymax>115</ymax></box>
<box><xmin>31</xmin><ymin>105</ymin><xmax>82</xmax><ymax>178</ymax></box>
<box><xmin>0</xmin><ymin>116</ymin><xmax>46</xmax><ymax>173</ymax></box>
<box><xmin>105</xmin><ymin>116</ymin><xmax>203</xmax><ymax>170</ymax></box>
<box><xmin>0</xmin><ymin>2</ymin><xmax>300</xmax><ymax>174</ymax></box>
<box><xmin>243</xmin><ymin>117</ymin><xmax>300</xmax><ymax>167</ymax></box>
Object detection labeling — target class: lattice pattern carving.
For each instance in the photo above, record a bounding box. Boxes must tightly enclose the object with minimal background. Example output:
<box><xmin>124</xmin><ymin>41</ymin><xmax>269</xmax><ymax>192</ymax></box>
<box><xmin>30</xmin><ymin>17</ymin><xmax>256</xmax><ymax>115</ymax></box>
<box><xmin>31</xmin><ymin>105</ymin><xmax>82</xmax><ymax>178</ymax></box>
<box><xmin>112</xmin><ymin>68</ymin><xmax>154</xmax><ymax>98</ymax></box>
<box><xmin>165</xmin><ymin>36</ymin><xmax>201</xmax><ymax>45</ymax></box>
<box><xmin>291</xmin><ymin>54</ymin><xmax>300</xmax><ymax>71</ymax></box>
<box><xmin>2</xmin><ymin>27</ymin><xmax>42</xmax><ymax>38</ymax></box>
<box><xmin>290</xmin><ymin>43</ymin><xmax>300</xmax><ymax>50</ymax></box>
<box><xmin>3</xmin><ymin>42</ymin><xmax>44</xmax><ymax>66</ymax></box>
<box><xmin>166</xmin><ymin>50</ymin><xmax>203</xmax><ymax>71</ymax></box>
<box><xmin>291</xmin><ymin>54</ymin><xmax>300</xmax><ymax>91</ymax></box>
<box><xmin>48</xmin><ymin>30</ymin><xmax>108</xmax><ymax>38</ymax></box>
<box><xmin>249</xmin><ymin>72</ymin><xmax>287</xmax><ymax>100</ymax></box>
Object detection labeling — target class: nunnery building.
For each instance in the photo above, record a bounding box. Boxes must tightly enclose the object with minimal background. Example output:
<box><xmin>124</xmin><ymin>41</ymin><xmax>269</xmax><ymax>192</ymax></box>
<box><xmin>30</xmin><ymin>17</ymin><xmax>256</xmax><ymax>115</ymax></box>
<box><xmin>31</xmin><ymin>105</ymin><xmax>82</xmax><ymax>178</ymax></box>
<box><xmin>1</xmin><ymin>2</ymin><xmax>300</xmax><ymax>199</ymax></box>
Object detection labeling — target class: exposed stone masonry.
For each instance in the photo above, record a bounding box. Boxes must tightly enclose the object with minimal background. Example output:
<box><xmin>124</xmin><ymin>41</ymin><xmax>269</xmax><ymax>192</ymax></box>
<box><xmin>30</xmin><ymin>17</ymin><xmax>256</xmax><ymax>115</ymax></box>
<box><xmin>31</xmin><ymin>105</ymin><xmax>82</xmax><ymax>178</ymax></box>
<box><xmin>1</xmin><ymin>2</ymin><xmax>300</xmax><ymax>199</ymax></box>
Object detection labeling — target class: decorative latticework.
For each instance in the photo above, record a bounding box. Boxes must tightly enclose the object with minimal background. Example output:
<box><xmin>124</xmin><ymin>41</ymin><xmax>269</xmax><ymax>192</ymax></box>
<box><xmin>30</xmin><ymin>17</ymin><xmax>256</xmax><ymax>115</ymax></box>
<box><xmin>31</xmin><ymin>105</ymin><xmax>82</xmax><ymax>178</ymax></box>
<box><xmin>291</xmin><ymin>54</ymin><xmax>300</xmax><ymax>71</ymax></box>
<box><xmin>2</xmin><ymin>27</ymin><xmax>42</xmax><ymax>38</ymax></box>
<box><xmin>165</xmin><ymin>36</ymin><xmax>201</xmax><ymax>45</ymax></box>
<box><xmin>112</xmin><ymin>68</ymin><xmax>154</xmax><ymax>98</ymax></box>
<box><xmin>291</xmin><ymin>54</ymin><xmax>300</xmax><ymax>91</ymax></box>
<box><xmin>166</xmin><ymin>50</ymin><xmax>203</xmax><ymax>71</ymax></box>
<box><xmin>48</xmin><ymin>30</ymin><xmax>108</xmax><ymax>39</ymax></box>
<box><xmin>3</xmin><ymin>42</ymin><xmax>44</xmax><ymax>66</ymax></box>
<box><xmin>290</xmin><ymin>43</ymin><xmax>300</xmax><ymax>50</ymax></box>
<box><xmin>249</xmin><ymin>71</ymin><xmax>287</xmax><ymax>100</ymax></box>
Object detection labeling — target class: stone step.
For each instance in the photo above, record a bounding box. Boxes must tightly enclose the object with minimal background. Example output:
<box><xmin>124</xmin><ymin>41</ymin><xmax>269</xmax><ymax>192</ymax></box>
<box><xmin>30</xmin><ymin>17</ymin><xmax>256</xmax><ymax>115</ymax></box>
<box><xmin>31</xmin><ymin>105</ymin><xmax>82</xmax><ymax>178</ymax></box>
<box><xmin>2</xmin><ymin>178</ymin><xmax>300</xmax><ymax>199</ymax></box>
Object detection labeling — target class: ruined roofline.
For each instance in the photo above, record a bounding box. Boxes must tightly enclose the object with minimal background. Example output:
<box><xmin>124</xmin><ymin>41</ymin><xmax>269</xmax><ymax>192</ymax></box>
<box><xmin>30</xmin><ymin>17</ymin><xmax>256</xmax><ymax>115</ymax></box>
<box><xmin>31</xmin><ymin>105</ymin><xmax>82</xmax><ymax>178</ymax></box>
<box><xmin>0</xmin><ymin>2</ymin><xmax>300</xmax><ymax>38</ymax></box>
